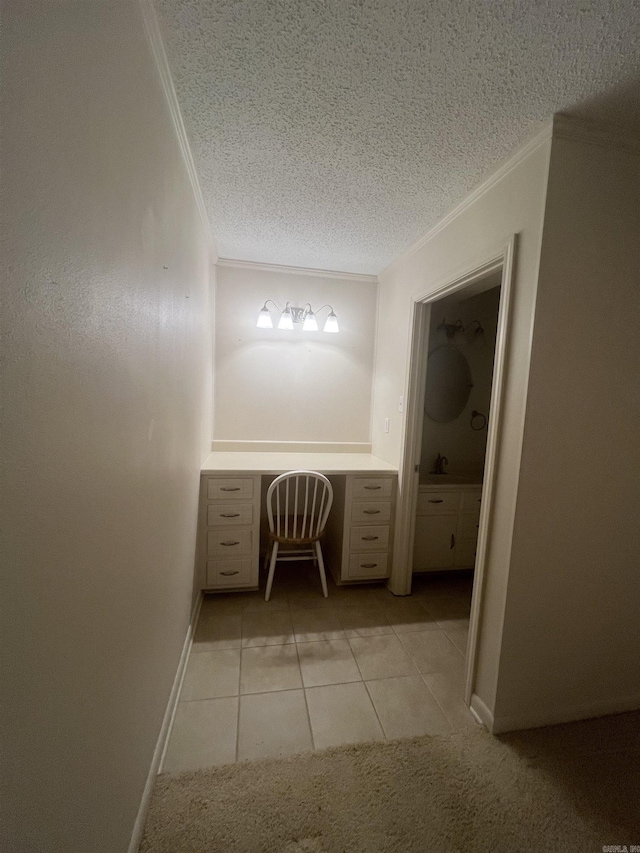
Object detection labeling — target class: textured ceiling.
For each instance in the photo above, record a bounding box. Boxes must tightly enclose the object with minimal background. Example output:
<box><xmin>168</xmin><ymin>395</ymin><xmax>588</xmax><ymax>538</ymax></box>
<box><xmin>156</xmin><ymin>0</ymin><xmax>640</xmax><ymax>274</ymax></box>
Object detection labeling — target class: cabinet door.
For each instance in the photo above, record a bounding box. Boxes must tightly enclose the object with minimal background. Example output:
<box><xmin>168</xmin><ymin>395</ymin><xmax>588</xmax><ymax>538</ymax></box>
<box><xmin>413</xmin><ymin>515</ymin><xmax>456</xmax><ymax>570</ymax></box>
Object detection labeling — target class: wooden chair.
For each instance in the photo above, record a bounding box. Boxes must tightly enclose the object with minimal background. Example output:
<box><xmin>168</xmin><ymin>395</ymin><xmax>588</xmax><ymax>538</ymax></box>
<box><xmin>264</xmin><ymin>470</ymin><xmax>334</xmax><ymax>601</ymax></box>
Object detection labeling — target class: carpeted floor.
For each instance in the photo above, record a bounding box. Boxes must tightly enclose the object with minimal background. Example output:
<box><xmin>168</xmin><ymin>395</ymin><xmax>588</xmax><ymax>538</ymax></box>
<box><xmin>141</xmin><ymin>711</ymin><xmax>640</xmax><ymax>853</ymax></box>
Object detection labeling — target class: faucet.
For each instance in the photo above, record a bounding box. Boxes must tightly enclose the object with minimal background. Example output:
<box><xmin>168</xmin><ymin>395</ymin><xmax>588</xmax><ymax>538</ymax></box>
<box><xmin>432</xmin><ymin>453</ymin><xmax>448</xmax><ymax>475</ymax></box>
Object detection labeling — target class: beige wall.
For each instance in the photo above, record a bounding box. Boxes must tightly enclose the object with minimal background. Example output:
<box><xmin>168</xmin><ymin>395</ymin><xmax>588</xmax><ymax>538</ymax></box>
<box><xmin>372</xmin><ymin>135</ymin><xmax>552</xmax><ymax>715</ymax></box>
<box><xmin>1</xmin><ymin>3</ymin><xmax>214</xmax><ymax>851</ymax></box>
<box><xmin>214</xmin><ymin>263</ymin><xmax>378</xmax><ymax>444</ymax></box>
<box><xmin>495</xmin><ymin>134</ymin><xmax>640</xmax><ymax>727</ymax></box>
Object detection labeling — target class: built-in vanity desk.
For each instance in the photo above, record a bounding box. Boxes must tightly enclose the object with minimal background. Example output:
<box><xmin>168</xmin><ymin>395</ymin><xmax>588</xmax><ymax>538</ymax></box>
<box><xmin>198</xmin><ymin>452</ymin><xmax>398</xmax><ymax>592</ymax></box>
<box><xmin>413</xmin><ymin>475</ymin><xmax>483</xmax><ymax>572</ymax></box>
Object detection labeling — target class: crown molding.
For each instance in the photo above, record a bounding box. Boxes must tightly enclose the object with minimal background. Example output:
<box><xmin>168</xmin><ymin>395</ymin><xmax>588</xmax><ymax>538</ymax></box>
<box><xmin>382</xmin><ymin>118</ymin><xmax>554</xmax><ymax>275</ymax></box>
<box><xmin>217</xmin><ymin>257</ymin><xmax>378</xmax><ymax>283</ymax></box>
<box><xmin>552</xmin><ymin>113</ymin><xmax>640</xmax><ymax>155</ymax></box>
<box><xmin>138</xmin><ymin>0</ymin><xmax>218</xmax><ymax>262</ymax></box>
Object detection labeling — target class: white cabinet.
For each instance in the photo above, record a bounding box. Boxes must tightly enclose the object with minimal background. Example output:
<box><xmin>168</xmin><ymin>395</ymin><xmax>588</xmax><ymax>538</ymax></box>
<box><xmin>413</xmin><ymin>485</ymin><xmax>481</xmax><ymax>572</ymax></box>
<box><xmin>324</xmin><ymin>475</ymin><xmax>397</xmax><ymax>583</ymax></box>
<box><xmin>198</xmin><ymin>474</ymin><xmax>261</xmax><ymax>590</ymax></box>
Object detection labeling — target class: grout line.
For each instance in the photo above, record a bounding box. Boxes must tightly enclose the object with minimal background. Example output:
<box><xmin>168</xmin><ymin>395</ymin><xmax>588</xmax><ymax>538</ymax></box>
<box><xmin>234</xmin><ymin>646</ymin><xmax>244</xmax><ymax>763</ymax></box>
<box><xmin>362</xmin><ymin>679</ymin><xmax>389</xmax><ymax>740</ymax></box>
<box><xmin>418</xmin><ymin>674</ymin><xmax>456</xmax><ymax>732</ymax></box>
<box><xmin>295</xmin><ymin>641</ymin><xmax>316</xmax><ymax>751</ymax></box>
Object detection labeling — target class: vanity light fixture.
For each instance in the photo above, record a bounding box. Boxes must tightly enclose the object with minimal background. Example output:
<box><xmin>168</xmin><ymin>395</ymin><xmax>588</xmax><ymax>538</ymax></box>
<box><xmin>437</xmin><ymin>318</ymin><xmax>484</xmax><ymax>344</ymax></box>
<box><xmin>256</xmin><ymin>301</ymin><xmax>339</xmax><ymax>333</ymax></box>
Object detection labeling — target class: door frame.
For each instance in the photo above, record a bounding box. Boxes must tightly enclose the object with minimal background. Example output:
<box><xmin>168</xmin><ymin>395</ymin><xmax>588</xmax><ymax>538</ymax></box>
<box><xmin>390</xmin><ymin>234</ymin><xmax>517</xmax><ymax>707</ymax></box>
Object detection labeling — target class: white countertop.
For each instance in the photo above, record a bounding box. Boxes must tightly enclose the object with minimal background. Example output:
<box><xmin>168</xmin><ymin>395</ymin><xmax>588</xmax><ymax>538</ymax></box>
<box><xmin>201</xmin><ymin>451</ymin><xmax>398</xmax><ymax>475</ymax></box>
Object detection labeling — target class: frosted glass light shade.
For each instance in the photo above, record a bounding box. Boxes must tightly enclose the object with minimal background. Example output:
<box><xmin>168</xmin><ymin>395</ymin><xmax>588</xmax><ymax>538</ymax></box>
<box><xmin>278</xmin><ymin>310</ymin><xmax>294</xmax><ymax>330</ymax></box>
<box><xmin>303</xmin><ymin>311</ymin><xmax>318</xmax><ymax>331</ymax></box>
<box><xmin>256</xmin><ymin>307</ymin><xmax>273</xmax><ymax>328</ymax></box>
<box><xmin>323</xmin><ymin>312</ymin><xmax>339</xmax><ymax>333</ymax></box>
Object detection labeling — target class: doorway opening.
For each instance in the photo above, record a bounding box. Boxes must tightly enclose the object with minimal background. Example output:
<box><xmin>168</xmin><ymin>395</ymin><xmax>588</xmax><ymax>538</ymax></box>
<box><xmin>391</xmin><ymin>237</ymin><xmax>515</xmax><ymax>712</ymax></box>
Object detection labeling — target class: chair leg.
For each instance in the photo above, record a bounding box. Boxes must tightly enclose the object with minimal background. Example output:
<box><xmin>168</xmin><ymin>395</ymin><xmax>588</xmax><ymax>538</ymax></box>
<box><xmin>265</xmin><ymin>542</ymin><xmax>279</xmax><ymax>602</ymax></box>
<box><xmin>315</xmin><ymin>541</ymin><xmax>328</xmax><ymax>598</ymax></box>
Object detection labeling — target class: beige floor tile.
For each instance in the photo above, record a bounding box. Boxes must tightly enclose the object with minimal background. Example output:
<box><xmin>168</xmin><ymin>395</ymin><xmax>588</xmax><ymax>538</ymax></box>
<box><xmin>439</xmin><ymin>621</ymin><xmax>470</xmax><ymax>656</ymax></box>
<box><xmin>240</xmin><ymin>589</ymin><xmax>290</xmax><ymax>613</ymax></box>
<box><xmin>398</xmin><ymin>629</ymin><xmax>466</xmax><ymax>674</ymax></box>
<box><xmin>305</xmin><ymin>682</ymin><xmax>384</xmax><ymax>750</ymax></box>
<box><xmin>349</xmin><ymin>634</ymin><xmax>419</xmax><ymax>680</ymax></box>
<box><xmin>290</xmin><ymin>608</ymin><xmax>346</xmax><ymax>642</ymax></box>
<box><xmin>384</xmin><ymin>599</ymin><xmax>440</xmax><ymax>634</ymax></box>
<box><xmin>436</xmin><ymin>617</ymin><xmax>470</xmax><ymax>633</ymax></box>
<box><xmin>370</xmin><ymin>585</ymin><xmax>398</xmax><ymax>606</ymax></box>
<box><xmin>338</xmin><ymin>605</ymin><xmax>394</xmax><ymax>638</ymax></box>
<box><xmin>366</xmin><ymin>675</ymin><xmax>452</xmax><ymax>738</ymax></box>
<box><xmin>297</xmin><ymin>638</ymin><xmax>362</xmax><ymax>687</ymax></box>
<box><xmin>241</xmin><ymin>610</ymin><xmax>295</xmax><ymax>647</ymax></box>
<box><xmin>192</xmin><ymin>610</ymin><xmax>242</xmax><ymax>651</ymax></box>
<box><xmin>180</xmin><ymin>649</ymin><xmax>240</xmax><ymax>700</ymax></box>
<box><xmin>240</xmin><ymin>644</ymin><xmax>302</xmax><ymax>694</ymax></box>
<box><xmin>162</xmin><ymin>697</ymin><xmax>238</xmax><ymax>773</ymax></box>
<box><xmin>423</xmin><ymin>671</ymin><xmax>478</xmax><ymax>731</ymax></box>
<box><xmin>200</xmin><ymin>593</ymin><xmax>245</xmax><ymax>615</ymax></box>
<box><xmin>419</xmin><ymin>596</ymin><xmax>470</xmax><ymax>620</ymax></box>
<box><xmin>331</xmin><ymin>586</ymin><xmax>380</xmax><ymax>608</ymax></box>
<box><xmin>286</xmin><ymin>588</ymin><xmax>336</xmax><ymax>609</ymax></box>
<box><xmin>237</xmin><ymin>689</ymin><xmax>313</xmax><ymax>761</ymax></box>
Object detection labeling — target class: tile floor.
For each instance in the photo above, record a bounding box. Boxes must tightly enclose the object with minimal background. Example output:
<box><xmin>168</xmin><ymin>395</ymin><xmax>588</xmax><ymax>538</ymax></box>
<box><xmin>162</xmin><ymin>566</ymin><xmax>477</xmax><ymax>774</ymax></box>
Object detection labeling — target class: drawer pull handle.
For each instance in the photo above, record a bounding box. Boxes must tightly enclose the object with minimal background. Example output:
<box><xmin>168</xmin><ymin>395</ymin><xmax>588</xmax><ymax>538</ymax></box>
<box><xmin>362</xmin><ymin>535</ymin><xmax>379</xmax><ymax>541</ymax></box>
<box><xmin>364</xmin><ymin>485</ymin><xmax>381</xmax><ymax>490</ymax></box>
<box><xmin>363</xmin><ymin>509</ymin><xmax>381</xmax><ymax>515</ymax></box>
<box><xmin>361</xmin><ymin>562</ymin><xmax>378</xmax><ymax>569</ymax></box>
<box><xmin>220</xmin><ymin>570</ymin><xmax>240</xmax><ymax>576</ymax></box>
<box><xmin>220</xmin><ymin>512</ymin><xmax>240</xmax><ymax>518</ymax></box>
<box><xmin>450</xmin><ymin>534</ymin><xmax>455</xmax><ymax>549</ymax></box>
<box><xmin>428</xmin><ymin>499</ymin><xmax>444</xmax><ymax>504</ymax></box>
<box><xmin>220</xmin><ymin>487</ymin><xmax>241</xmax><ymax>492</ymax></box>
<box><xmin>221</xmin><ymin>540</ymin><xmax>240</xmax><ymax>547</ymax></box>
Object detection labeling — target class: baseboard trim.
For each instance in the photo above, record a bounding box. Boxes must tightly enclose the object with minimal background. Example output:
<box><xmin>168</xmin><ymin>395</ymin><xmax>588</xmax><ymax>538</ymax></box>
<box><xmin>127</xmin><ymin>591</ymin><xmax>203</xmax><ymax>853</ymax></box>
<box><xmin>469</xmin><ymin>693</ymin><xmax>495</xmax><ymax>732</ymax></box>
<box><xmin>211</xmin><ymin>440</ymin><xmax>372</xmax><ymax>454</ymax></box>
<box><xmin>491</xmin><ymin>692</ymin><xmax>640</xmax><ymax>734</ymax></box>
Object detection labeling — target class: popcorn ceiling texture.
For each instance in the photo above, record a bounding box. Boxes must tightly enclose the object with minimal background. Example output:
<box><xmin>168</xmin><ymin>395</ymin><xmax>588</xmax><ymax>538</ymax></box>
<box><xmin>156</xmin><ymin>0</ymin><xmax>640</xmax><ymax>274</ymax></box>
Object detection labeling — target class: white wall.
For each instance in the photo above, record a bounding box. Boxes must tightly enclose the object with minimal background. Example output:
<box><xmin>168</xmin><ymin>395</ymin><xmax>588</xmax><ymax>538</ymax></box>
<box><xmin>372</xmin><ymin>133</ymin><xmax>552</xmax><ymax>714</ymax></box>
<box><xmin>214</xmin><ymin>262</ymin><xmax>378</xmax><ymax>445</ymax></box>
<box><xmin>0</xmin><ymin>3</ymin><xmax>214</xmax><ymax>851</ymax></box>
<box><xmin>421</xmin><ymin>285</ymin><xmax>501</xmax><ymax>477</ymax></box>
<box><xmin>494</xmin><ymin>133</ymin><xmax>640</xmax><ymax>727</ymax></box>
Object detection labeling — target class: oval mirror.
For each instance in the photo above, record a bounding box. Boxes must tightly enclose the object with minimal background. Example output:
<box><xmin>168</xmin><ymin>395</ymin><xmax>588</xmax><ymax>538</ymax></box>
<box><xmin>424</xmin><ymin>345</ymin><xmax>472</xmax><ymax>423</ymax></box>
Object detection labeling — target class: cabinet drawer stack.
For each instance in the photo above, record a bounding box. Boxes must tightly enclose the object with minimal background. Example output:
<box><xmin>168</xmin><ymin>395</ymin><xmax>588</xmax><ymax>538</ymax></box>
<box><xmin>325</xmin><ymin>474</ymin><xmax>397</xmax><ymax>583</ymax></box>
<box><xmin>200</xmin><ymin>474</ymin><xmax>261</xmax><ymax>590</ymax></box>
<box><xmin>413</xmin><ymin>484</ymin><xmax>482</xmax><ymax>572</ymax></box>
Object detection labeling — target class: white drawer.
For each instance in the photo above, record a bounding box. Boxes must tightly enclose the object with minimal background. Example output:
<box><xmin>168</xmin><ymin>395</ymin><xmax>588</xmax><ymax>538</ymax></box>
<box><xmin>351</xmin><ymin>501</ymin><xmax>391</xmax><ymax>523</ymax></box>
<box><xmin>458</xmin><ymin>513</ymin><xmax>480</xmax><ymax>539</ymax></box>
<box><xmin>206</xmin><ymin>558</ymin><xmax>253</xmax><ymax>588</ymax></box>
<box><xmin>207</xmin><ymin>528</ymin><xmax>253</xmax><ymax>556</ymax></box>
<box><xmin>349</xmin><ymin>525</ymin><xmax>390</xmax><ymax>551</ymax></box>
<box><xmin>207</xmin><ymin>503</ymin><xmax>254</xmax><ymax>527</ymax></box>
<box><xmin>461</xmin><ymin>490</ymin><xmax>482</xmax><ymax>513</ymax></box>
<box><xmin>352</xmin><ymin>478</ymin><xmax>394</xmax><ymax>499</ymax></box>
<box><xmin>417</xmin><ymin>491</ymin><xmax>460</xmax><ymax>515</ymax></box>
<box><xmin>347</xmin><ymin>552</ymin><xmax>389</xmax><ymax>579</ymax></box>
<box><xmin>207</xmin><ymin>478</ymin><xmax>254</xmax><ymax>500</ymax></box>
